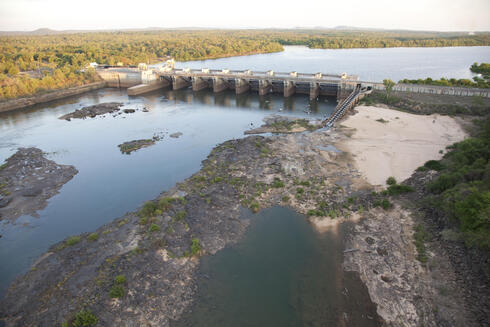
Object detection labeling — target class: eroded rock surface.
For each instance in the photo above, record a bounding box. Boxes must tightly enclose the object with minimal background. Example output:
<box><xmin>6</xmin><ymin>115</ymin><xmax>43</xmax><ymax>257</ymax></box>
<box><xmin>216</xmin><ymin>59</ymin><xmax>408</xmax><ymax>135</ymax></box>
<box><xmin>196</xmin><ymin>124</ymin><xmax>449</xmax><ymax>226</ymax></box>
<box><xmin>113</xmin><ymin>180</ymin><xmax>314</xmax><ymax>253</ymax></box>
<box><xmin>118</xmin><ymin>139</ymin><xmax>156</xmax><ymax>154</ymax></box>
<box><xmin>0</xmin><ymin>148</ymin><xmax>78</xmax><ymax>222</ymax></box>
<box><xmin>59</xmin><ymin>102</ymin><xmax>123</xmax><ymax>120</ymax></box>
<box><xmin>245</xmin><ymin>115</ymin><xmax>321</xmax><ymax>134</ymax></box>
<box><xmin>0</xmin><ymin>129</ymin><xmax>376</xmax><ymax>326</ymax></box>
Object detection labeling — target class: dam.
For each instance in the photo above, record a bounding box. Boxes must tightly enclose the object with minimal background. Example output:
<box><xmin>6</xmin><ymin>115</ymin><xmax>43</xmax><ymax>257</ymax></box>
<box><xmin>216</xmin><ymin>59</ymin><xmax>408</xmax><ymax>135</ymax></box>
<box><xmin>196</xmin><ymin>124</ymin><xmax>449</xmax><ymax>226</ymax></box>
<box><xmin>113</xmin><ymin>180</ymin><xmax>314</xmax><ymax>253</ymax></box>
<box><xmin>96</xmin><ymin>63</ymin><xmax>360</xmax><ymax>100</ymax></box>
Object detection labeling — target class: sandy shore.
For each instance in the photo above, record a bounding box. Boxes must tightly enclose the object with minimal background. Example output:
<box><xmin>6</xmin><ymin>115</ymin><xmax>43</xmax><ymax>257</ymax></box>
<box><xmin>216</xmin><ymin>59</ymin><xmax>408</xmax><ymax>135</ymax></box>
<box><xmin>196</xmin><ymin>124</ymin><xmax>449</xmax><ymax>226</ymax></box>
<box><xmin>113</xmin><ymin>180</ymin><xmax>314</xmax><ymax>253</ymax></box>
<box><xmin>336</xmin><ymin>105</ymin><xmax>467</xmax><ymax>186</ymax></box>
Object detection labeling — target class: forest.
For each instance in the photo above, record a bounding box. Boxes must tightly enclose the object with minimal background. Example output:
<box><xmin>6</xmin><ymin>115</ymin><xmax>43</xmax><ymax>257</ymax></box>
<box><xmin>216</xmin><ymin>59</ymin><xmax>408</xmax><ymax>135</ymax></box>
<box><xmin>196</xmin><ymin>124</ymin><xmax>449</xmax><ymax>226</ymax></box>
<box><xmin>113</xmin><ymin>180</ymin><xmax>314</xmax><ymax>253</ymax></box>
<box><xmin>1</xmin><ymin>29</ymin><xmax>489</xmax><ymax>100</ymax></box>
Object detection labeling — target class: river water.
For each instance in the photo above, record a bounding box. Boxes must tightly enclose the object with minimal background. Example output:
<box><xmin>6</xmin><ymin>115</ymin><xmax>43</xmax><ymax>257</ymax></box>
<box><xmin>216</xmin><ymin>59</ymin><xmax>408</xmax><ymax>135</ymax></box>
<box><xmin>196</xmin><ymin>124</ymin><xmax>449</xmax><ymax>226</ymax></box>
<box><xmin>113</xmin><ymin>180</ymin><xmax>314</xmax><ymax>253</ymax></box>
<box><xmin>0</xmin><ymin>45</ymin><xmax>488</xmax><ymax>305</ymax></box>
<box><xmin>171</xmin><ymin>206</ymin><xmax>381</xmax><ymax>327</ymax></box>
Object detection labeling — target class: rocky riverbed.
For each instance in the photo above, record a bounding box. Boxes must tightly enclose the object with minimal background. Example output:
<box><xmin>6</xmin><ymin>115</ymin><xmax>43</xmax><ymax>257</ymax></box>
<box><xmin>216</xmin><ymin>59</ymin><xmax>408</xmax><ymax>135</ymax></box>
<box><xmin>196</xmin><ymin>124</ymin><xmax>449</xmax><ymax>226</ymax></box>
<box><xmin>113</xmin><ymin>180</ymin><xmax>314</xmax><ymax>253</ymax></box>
<box><xmin>0</xmin><ymin>125</ymin><xmax>376</xmax><ymax>326</ymax></box>
<box><xmin>244</xmin><ymin>114</ymin><xmax>322</xmax><ymax>134</ymax></box>
<box><xmin>0</xmin><ymin>148</ymin><xmax>78</xmax><ymax>222</ymax></box>
<box><xmin>59</xmin><ymin>102</ymin><xmax>123</xmax><ymax>120</ymax></box>
<box><xmin>0</xmin><ymin>111</ymin><xmax>484</xmax><ymax>327</ymax></box>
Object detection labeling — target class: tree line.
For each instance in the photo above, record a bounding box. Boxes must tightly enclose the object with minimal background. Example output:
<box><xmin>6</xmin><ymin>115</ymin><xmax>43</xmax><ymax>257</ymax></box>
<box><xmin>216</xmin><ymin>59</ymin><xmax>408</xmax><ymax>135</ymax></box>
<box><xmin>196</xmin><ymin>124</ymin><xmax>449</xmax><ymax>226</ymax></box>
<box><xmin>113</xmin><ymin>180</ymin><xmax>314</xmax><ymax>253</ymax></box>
<box><xmin>399</xmin><ymin>62</ymin><xmax>490</xmax><ymax>89</ymax></box>
<box><xmin>1</xmin><ymin>29</ymin><xmax>489</xmax><ymax>100</ymax></box>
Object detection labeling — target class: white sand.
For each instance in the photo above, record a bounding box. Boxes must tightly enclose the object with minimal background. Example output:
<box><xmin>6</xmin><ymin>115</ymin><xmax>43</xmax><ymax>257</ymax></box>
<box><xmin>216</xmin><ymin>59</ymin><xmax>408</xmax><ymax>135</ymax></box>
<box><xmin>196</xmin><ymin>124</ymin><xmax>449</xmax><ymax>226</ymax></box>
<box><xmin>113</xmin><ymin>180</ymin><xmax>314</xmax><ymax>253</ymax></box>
<box><xmin>337</xmin><ymin>105</ymin><xmax>467</xmax><ymax>186</ymax></box>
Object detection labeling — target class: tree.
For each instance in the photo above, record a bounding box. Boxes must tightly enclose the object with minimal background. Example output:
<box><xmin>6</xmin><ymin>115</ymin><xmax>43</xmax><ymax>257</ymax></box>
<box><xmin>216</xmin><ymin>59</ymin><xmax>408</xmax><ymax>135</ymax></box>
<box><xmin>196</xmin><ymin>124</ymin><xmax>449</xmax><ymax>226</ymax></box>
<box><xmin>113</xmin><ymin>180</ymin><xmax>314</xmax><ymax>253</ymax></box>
<box><xmin>383</xmin><ymin>79</ymin><xmax>396</xmax><ymax>99</ymax></box>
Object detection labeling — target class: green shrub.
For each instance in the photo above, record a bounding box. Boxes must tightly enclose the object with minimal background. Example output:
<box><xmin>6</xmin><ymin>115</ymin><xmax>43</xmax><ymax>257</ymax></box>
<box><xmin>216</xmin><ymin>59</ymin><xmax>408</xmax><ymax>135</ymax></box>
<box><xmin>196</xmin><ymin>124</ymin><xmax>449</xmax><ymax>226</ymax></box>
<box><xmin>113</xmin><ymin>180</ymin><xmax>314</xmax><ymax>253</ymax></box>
<box><xmin>138</xmin><ymin>217</ymin><xmax>148</xmax><ymax>225</ymax></box>
<box><xmin>87</xmin><ymin>233</ymin><xmax>99</xmax><ymax>242</ymax></box>
<box><xmin>109</xmin><ymin>285</ymin><xmax>124</xmax><ymax>298</ymax></box>
<box><xmin>66</xmin><ymin>236</ymin><xmax>81</xmax><ymax>246</ymax></box>
<box><xmin>271</xmin><ymin>178</ymin><xmax>285</xmax><ymax>188</ymax></box>
<box><xmin>387</xmin><ymin>184</ymin><xmax>414</xmax><ymax>195</ymax></box>
<box><xmin>191</xmin><ymin>238</ymin><xmax>202</xmax><ymax>256</ymax></box>
<box><xmin>424</xmin><ymin>160</ymin><xmax>445</xmax><ymax>171</ymax></box>
<box><xmin>149</xmin><ymin>224</ymin><xmax>160</xmax><ymax>232</ymax></box>
<box><xmin>307</xmin><ymin>209</ymin><xmax>318</xmax><ymax>216</ymax></box>
<box><xmin>428</xmin><ymin>173</ymin><xmax>459</xmax><ymax>193</ymax></box>
<box><xmin>414</xmin><ymin>224</ymin><xmax>430</xmax><ymax>263</ymax></box>
<box><xmin>139</xmin><ymin>201</ymin><xmax>157</xmax><ymax>217</ymax></box>
<box><xmin>281</xmin><ymin>195</ymin><xmax>290</xmax><ymax>202</ymax></box>
<box><xmin>175</xmin><ymin>211</ymin><xmax>187</xmax><ymax>221</ymax></box>
<box><xmin>296</xmin><ymin>187</ymin><xmax>304</xmax><ymax>194</ymax></box>
<box><xmin>380</xmin><ymin>199</ymin><xmax>392</xmax><ymax>210</ymax></box>
<box><xmin>250</xmin><ymin>201</ymin><xmax>260</xmax><ymax>213</ymax></box>
<box><xmin>386</xmin><ymin>176</ymin><xmax>397</xmax><ymax>185</ymax></box>
<box><xmin>114</xmin><ymin>275</ymin><xmax>126</xmax><ymax>284</ymax></box>
<box><xmin>72</xmin><ymin>310</ymin><xmax>98</xmax><ymax>327</ymax></box>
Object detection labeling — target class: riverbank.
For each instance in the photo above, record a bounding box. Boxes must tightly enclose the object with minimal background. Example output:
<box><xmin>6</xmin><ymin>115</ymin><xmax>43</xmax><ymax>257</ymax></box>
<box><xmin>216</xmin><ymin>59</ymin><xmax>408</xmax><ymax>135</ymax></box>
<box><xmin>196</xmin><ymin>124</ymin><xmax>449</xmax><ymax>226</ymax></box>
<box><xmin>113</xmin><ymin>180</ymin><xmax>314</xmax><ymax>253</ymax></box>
<box><xmin>0</xmin><ymin>103</ymin><xmax>483</xmax><ymax>326</ymax></box>
<box><xmin>336</xmin><ymin>105</ymin><xmax>467</xmax><ymax>186</ymax></box>
<box><xmin>0</xmin><ymin>82</ymin><xmax>106</xmax><ymax>113</ymax></box>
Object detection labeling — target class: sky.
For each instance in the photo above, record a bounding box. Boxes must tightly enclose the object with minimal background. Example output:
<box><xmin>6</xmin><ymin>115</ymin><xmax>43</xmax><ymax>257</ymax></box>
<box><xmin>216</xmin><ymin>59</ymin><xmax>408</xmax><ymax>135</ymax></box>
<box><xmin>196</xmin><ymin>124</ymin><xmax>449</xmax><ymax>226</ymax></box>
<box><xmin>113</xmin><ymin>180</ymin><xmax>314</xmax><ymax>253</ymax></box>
<box><xmin>0</xmin><ymin>0</ymin><xmax>489</xmax><ymax>32</ymax></box>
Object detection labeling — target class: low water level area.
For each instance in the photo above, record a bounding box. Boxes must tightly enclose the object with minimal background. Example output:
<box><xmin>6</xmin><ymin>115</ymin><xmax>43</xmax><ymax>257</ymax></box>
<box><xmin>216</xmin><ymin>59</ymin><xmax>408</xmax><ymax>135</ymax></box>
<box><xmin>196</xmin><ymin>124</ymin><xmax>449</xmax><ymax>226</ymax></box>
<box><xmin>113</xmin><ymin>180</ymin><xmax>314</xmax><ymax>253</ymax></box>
<box><xmin>172</xmin><ymin>207</ymin><xmax>381</xmax><ymax>327</ymax></box>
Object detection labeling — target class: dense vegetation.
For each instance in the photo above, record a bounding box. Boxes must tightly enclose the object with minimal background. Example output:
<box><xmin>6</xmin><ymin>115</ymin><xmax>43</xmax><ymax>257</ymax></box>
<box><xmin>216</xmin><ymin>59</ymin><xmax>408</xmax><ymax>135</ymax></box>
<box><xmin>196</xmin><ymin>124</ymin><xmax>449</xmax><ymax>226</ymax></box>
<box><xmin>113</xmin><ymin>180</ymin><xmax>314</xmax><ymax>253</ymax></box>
<box><xmin>1</xmin><ymin>29</ymin><xmax>489</xmax><ymax>100</ymax></box>
<box><xmin>399</xmin><ymin>62</ymin><xmax>490</xmax><ymax>89</ymax></box>
<box><xmin>420</xmin><ymin>116</ymin><xmax>490</xmax><ymax>249</ymax></box>
<box><xmin>399</xmin><ymin>77</ymin><xmax>489</xmax><ymax>89</ymax></box>
<box><xmin>271</xmin><ymin>30</ymin><xmax>490</xmax><ymax>49</ymax></box>
<box><xmin>0</xmin><ymin>30</ymin><xmax>283</xmax><ymax>100</ymax></box>
<box><xmin>470</xmin><ymin>62</ymin><xmax>490</xmax><ymax>78</ymax></box>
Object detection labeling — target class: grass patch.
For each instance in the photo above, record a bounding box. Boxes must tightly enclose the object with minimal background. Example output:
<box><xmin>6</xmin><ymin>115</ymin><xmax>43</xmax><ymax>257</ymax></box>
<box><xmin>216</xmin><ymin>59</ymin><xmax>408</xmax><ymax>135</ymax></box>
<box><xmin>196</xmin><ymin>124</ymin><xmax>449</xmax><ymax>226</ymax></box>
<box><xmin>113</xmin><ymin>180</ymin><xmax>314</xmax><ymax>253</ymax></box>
<box><xmin>376</xmin><ymin>118</ymin><xmax>389</xmax><ymax>123</ymax></box>
<box><xmin>387</xmin><ymin>184</ymin><xmax>414</xmax><ymax>195</ymax></box>
<box><xmin>175</xmin><ymin>210</ymin><xmax>187</xmax><ymax>221</ymax></box>
<box><xmin>271</xmin><ymin>177</ymin><xmax>285</xmax><ymax>188</ymax></box>
<box><xmin>149</xmin><ymin>224</ymin><xmax>160</xmax><ymax>232</ymax></box>
<box><xmin>114</xmin><ymin>275</ymin><xmax>126</xmax><ymax>284</ymax></box>
<box><xmin>414</xmin><ymin>224</ymin><xmax>430</xmax><ymax>263</ymax></box>
<box><xmin>109</xmin><ymin>285</ymin><xmax>125</xmax><ymax>298</ymax></box>
<box><xmin>87</xmin><ymin>233</ymin><xmax>99</xmax><ymax>242</ymax></box>
<box><xmin>66</xmin><ymin>236</ymin><xmax>81</xmax><ymax>246</ymax></box>
<box><xmin>281</xmin><ymin>195</ymin><xmax>290</xmax><ymax>202</ymax></box>
<box><xmin>386</xmin><ymin>176</ymin><xmax>397</xmax><ymax>185</ymax></box>
<box><xmin>250</xmin><ymin>201</ymin><xmax>260</xmax><ymax>213</ymax></box>
<box><xmin>423</xmin><ymin>160</ymin><xmax>445</xmax><ymax>171</ymax></box>
<box><xmin>72</xmin><ymin>310</ymin><xmax>98</xmax><ymax>327</ymax></box>
<box><xmin>191</xmin><ymin>238</ymin><xmax>202</xmax><ymax>256</ymax></box>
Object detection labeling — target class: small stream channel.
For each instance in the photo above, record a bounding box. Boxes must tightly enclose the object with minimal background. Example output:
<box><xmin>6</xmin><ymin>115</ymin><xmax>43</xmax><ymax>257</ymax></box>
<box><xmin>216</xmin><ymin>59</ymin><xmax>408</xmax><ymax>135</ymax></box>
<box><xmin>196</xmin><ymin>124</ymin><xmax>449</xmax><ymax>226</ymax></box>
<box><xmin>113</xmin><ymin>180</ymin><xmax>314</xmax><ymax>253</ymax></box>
<box><xmin>171</xmin><ymin>206</ymin><xmax>381</xmax><ymax>327</ymax></box>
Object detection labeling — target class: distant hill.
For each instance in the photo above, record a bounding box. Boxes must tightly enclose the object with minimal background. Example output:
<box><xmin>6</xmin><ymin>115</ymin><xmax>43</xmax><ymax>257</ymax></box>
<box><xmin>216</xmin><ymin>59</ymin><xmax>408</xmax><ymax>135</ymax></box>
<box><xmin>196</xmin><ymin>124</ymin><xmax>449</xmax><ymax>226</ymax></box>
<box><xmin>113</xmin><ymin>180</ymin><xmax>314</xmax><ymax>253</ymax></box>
<box><xmin>0</xmin><ymin>27</ymin><xmax>487</xmax><ymax>36</ymax></box>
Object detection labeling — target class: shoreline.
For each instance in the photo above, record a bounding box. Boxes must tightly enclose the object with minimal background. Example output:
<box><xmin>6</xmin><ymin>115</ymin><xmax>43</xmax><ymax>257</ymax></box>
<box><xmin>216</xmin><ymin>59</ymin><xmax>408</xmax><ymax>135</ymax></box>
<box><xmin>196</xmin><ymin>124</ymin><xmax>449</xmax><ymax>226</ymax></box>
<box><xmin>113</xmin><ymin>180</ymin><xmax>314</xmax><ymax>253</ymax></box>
<box><xmin>0</xmin><ymin>82</ymin><xmax>106</xmax><ymax>113</ymax></box>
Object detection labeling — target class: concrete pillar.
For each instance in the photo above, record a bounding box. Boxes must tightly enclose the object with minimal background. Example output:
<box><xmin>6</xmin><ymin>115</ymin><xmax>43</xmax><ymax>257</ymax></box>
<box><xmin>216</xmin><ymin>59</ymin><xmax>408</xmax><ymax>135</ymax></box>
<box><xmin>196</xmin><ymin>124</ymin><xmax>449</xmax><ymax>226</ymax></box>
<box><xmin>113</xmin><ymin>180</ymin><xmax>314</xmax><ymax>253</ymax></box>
<box><xmin>259</xmin><ymin>80</ymin><xmax>272</xmax><ymax>96</ymax></box>
<box><xmin>314</xmin><ymin>72</ymin><xmax>322</xmax><ymax>79</ymax></box>
<box><xmin>283</xmin><ymin>80</ymin><xmax>295</xmax><ymax>97</ymax></box>
<box><xmin>309</xmin><ymin>82</ymin><xmax>320</xmax><ymax>100</ymax></box>
<box><xmin>172</xmin><ymin>76</ymin><xmax>191</xmax><ymax>90</ymax></box>
<box><xmin>235</xmin><ymin>78</ymin><xmax>250</xmax><ymax>95</ymax></box>
<box><xmin>213</xmin><ymin>77</ymin><xmax>228</xmax><ymax>93</ymax></box>
<box><xmin>192</xmin><ymin>77</ymin><xmax>209</xmax><ymax>91</ymax></box>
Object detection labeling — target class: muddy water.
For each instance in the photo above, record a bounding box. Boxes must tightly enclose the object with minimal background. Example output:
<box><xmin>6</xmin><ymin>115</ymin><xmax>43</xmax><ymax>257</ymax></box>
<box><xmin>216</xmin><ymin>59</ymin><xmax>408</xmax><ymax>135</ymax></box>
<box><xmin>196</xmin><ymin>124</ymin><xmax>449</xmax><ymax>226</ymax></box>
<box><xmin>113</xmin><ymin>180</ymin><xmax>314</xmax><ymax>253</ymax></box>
<box><xmin>172</xmin><ymin>207</ymin><xmax>381</xmax><ymax>327</ymax></box>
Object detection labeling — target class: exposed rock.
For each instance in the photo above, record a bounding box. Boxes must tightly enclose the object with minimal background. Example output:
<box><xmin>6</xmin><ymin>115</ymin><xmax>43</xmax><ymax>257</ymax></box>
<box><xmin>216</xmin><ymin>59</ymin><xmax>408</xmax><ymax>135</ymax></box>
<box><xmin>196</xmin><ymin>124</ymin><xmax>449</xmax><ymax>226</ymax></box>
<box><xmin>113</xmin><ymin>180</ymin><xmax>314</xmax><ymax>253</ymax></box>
<box><xmin>0</xmin><ymin>148</ymin><xmax>78</xmax><ymax>222</ymax></box>
<box><xmin>118</xmin><ymin>139</ymin><xmax>156</xmax><ymax>154</ymax></box>
<box><xmin>245</xmin><ymin>115</ymin><xmax>321</xmax><ymax>134</ymax></box>
<box><xmin>59</xmin><ymin>102</ymin><xmax>123</xmax><ymax>120</ymax></box>
<box><xmin>170</xmin><ymin>132</ymin><xmax>183</xmax><ymax>138</ymax></box>
<box><xmin>123</xmin><ymin>109</ymin><xmax>135</xmax><ymax>114</ymax></box>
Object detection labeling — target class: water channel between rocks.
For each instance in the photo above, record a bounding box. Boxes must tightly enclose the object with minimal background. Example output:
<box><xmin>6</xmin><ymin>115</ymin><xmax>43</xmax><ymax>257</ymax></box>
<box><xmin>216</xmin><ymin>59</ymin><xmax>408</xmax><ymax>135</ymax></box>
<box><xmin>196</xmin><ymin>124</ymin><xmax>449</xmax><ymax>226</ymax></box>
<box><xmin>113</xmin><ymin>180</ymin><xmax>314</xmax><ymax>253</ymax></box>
<box><xmin>171</xmin><ymin>206</ymin><xmax>381</xmax><ymax>327</ymax></box>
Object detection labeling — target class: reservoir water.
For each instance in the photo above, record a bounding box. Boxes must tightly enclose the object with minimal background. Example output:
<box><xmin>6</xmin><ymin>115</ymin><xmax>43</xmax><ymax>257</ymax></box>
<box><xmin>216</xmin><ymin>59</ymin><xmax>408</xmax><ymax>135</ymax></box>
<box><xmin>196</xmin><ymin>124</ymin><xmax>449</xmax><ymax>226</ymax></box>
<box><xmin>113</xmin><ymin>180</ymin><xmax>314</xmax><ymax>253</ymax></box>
<box><xmin>0</xmin><ymin>45</ymin><xmax>488</xmax><ymax>303</ymax></box>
